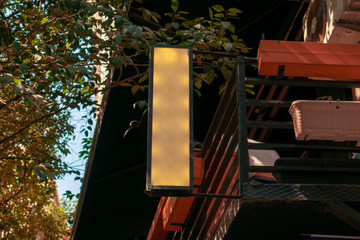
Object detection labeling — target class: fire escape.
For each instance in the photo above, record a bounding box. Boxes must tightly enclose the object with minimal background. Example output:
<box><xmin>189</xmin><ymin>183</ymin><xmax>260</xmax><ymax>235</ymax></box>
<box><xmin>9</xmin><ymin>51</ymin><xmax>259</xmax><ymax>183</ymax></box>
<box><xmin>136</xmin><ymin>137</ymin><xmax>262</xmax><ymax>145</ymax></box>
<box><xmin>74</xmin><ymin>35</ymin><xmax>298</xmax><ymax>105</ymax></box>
<box><xmin>148</xmin><ymin>40</ymin><xmax>360</xmax><ymax>240</ymax></box>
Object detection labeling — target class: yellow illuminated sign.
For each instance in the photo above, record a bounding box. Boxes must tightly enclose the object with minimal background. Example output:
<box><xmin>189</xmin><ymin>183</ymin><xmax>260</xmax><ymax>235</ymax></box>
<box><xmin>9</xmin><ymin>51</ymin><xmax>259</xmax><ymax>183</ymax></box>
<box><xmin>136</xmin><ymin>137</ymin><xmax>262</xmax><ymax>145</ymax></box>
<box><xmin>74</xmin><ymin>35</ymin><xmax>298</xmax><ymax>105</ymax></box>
<box><xmin>147</xmin><ymin>45</ymin><xmax>193</xmax><ymax>191</ymax></box>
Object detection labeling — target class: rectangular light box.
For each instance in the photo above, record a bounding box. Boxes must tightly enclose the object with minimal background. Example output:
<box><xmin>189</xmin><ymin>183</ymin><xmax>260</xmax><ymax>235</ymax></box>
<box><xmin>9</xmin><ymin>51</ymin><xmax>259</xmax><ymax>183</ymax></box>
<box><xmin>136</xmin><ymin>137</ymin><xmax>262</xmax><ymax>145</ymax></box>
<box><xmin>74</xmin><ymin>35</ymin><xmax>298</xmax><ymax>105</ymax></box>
<box><xmin>146</xmin><ymin>45</ymin><xmax>193</xmax><ymax>193</ymax></box>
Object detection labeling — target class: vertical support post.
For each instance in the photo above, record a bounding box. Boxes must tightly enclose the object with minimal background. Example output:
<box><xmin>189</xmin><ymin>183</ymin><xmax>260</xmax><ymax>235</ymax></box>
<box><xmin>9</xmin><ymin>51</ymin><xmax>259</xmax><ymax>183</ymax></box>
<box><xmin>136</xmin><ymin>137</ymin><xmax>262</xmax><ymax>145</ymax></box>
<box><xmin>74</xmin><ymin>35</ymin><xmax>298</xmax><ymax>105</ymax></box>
<box><xmin>236</xmin><ymin>56</ymin><xmax>249</xmax><ymax>196</ymax></box>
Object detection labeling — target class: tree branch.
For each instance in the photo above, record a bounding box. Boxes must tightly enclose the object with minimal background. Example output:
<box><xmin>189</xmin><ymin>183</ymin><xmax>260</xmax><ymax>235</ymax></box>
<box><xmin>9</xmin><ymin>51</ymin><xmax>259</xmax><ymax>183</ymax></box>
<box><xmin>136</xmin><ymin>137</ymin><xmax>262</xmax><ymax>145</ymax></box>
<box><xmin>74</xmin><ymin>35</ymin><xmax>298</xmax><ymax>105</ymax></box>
<box><xmin>0</xmin><ymin>72</ymin><xmax>145</xmax><ymax>148</ymax></box>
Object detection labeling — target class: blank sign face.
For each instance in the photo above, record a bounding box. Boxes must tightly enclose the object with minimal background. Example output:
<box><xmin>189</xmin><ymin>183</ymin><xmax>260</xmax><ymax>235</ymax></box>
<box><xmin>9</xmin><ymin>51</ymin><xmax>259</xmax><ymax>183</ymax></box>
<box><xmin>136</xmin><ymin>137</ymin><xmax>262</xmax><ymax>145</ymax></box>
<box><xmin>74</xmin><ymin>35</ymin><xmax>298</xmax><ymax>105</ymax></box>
<box><xmin>147</xmin><ymin>46</ymin><xmax>193</xmax><ymax>190</ymax></box>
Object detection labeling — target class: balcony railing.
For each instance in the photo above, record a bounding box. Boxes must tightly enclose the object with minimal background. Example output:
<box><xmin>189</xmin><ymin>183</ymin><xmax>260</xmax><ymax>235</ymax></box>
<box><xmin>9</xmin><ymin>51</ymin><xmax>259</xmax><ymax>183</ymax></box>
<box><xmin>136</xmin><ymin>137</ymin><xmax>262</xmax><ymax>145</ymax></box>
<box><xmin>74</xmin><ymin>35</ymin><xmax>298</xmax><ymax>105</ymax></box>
<box><xmin>181</xmin><ymin>55</ymin><xmax>360</xmax><ymax>239</ymax></box>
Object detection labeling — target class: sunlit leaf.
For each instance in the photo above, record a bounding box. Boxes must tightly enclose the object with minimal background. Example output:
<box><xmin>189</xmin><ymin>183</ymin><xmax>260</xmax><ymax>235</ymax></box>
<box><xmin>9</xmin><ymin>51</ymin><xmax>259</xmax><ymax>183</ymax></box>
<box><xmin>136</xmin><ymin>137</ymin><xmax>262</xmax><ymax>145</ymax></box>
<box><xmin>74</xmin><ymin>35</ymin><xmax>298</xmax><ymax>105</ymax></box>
<box><xmin>14</xmin><ymin>78</ymin><xmax>22</xmax><ymax>84</ymax></box>
<box><xmin>228</xmin><ymin>8</ymin><xmax>242</xmax><ymax>13</ymax></box>
<box><xmin>40</xmin><ymin>17</ymin><xmax>49</xmax><ymax>25</ymax></box>
<box><xmin>80</xmin><ymin>85</ymin><xmax>90</xmax><ymax>94</ymax></box>
<box><xmin>208</xmin><ymin>7</ymin><xmax>213</xmax><ymax>19</ymax></box>
<box><xmin>171</xmin><ymin>0</ymin><xmax>179</xmax><ymax>12</ymax></box>
<box><xmin>214</xmin><ymin>13</ymin><xmax>224</xmax><ymax>18</ymax></box>
<box><xmin>212</xmin><ymin>5</ymin><xmax>224</xmax><ymax>12</ymax></box>
<box><xmin>246</xmin><ymin>88</ymin><xmax>255</xmax><ymax>95</ymax></box>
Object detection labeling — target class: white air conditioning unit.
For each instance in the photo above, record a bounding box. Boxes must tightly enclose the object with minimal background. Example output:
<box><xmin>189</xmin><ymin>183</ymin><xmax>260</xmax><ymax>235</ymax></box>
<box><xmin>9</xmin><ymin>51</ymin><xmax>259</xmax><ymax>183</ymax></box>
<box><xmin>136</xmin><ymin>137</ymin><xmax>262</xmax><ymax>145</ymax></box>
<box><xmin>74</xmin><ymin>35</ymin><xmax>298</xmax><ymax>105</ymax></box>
<box><xmin>303</xmin><ymin>0</ymin><xmax>360</xmax><ymax>44</ymax></box>
<box><xmin>303</xmin><ymin>0</ymin><xmax>360</xmax><ymax>100</ymax></box>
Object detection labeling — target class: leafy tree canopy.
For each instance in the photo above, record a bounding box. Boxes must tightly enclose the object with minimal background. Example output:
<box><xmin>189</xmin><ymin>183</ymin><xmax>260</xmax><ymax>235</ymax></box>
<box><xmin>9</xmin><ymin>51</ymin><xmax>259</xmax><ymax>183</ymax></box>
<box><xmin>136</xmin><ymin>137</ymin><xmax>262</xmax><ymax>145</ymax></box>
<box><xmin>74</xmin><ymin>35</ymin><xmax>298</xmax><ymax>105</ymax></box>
<box><xmin>0</xmin><ymin>0</ymin><xmax>248</xmax><ymax>238</ymax></box>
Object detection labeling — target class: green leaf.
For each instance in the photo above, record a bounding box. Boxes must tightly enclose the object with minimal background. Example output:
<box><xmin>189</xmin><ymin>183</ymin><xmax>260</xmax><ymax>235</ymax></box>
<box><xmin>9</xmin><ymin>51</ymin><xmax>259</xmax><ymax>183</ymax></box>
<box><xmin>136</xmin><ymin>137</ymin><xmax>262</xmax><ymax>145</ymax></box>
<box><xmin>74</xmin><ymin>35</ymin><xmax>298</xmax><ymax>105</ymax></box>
<box><xmin>228</xmin><ymin>24</ymin><xmax>235</xmax><ymax>34</ymax></box>
<box><xmin>204</xmin><ymin>54</ymin><xmax>214</xmax><ymax>60</ymax></box>
<box><xmin>194</xmin><ymin>80</ymin><xmax>202</xmax><ymax>89</ymax></box>
<box><xmin>194</xmin><ymin>88</ymin><xmax>201</xmax><ymax>97</ymax></box>
<box><xmin>20</xmin><ymin>64</ymin><xmax>28</xmax><ymax>74</ymax></box>
<box><xmin>33</xmin><ymin>167</ymin><xmax>41</xmax><ymax>176</ymax></box>
<box><xmin>13</xmin><ymin>42</ymin><xmax>20</xmax><ymax>51</ymax></box>
<box><xmin>212</xmin><ymin>5</ymin><xmax>224</xmax><ymax>12</ymax></box>
<box><xmin>114</xmin><ymin>15</ymin><xmax>124</xmax><ymax>28</ymax></box>
<box><xmin>222</xmin><ymin>21</ymin><xmax>231</xmax><ymax>28</ymax></box>
<box><xmin>44</xmin><ymin>45</ymin><xmax>52</xmax><ymax>55</ymax></box>
<box><xmin>131</xmin><ymin>85</ymin><xmax>140</xmax><ymax>94</ymax></box>
<box><xmin>80</xmin><ymin>85</ymin><xmax>90</xmax><ymax>95</ymax></box>
<box><xmin>67</xmin><ymin>66</ymin><xmax>76</xmax><ymax>75</ymax></box>
<box><xmin>115</xmin><ymin>33</ymin><xmax>122</xmax><ymax>44</ymax></box>
<box><xmin>219</xmin><ymin>82</ymin><xmax>226</xmax><ymax>95</ymax></box>
<box><xmin>208</xmin><ymin>7</ymin><xmax>213</xmax><ymax>19</ymax></box>
<box><xmin>165</xmin><ymin>23</ymin><xmax>172</xmax><ymax>30</ymax></box>
<box><xmin>110</xmin><ymin>57</ymin><xmax>121</xmax><ymax>67</ymax></box>
<box><xmin>123</xmin><ymin>24</ymin><xmax>136</xmax><ymax>34</ymax></box>
<box><xmin>87</xmin><ymin>119</ymin><xmax>93</xmax><ymax>125</ymax></box>
<box><xmin>78</xmin><ymin>66</ymin><xmax>88</xmax><ymax>75</ymax></box>
<box><xmin>220</xmin><ymin>65</ymin><xmax>231</xmax><ymax>80</ymax></box>
<box><xmin>76</xmin><ymin>21</ymin><xmax>85</xmax><ymax>33</ymax></box>
<box><xmin>246</xmin><ymin>88</ymin><xmax>255</xmax><ymax>95</ymax></box>
<box><xmin>104</xmin><ymin>8</ymin><xmax>113</xmax><ymax>16</ymax></box>
<box><xmin>24</xmin><ymin>135</ymin><xmax>31</xmax><ymax>143</ymax></box>
<box><xmin>24</xmin><ymin>99</ymin><xmax>30</xmax><ymax>106</ymax></box>
<box><xmin>204</xmin><ymin>64</ymin><xmax>213</xmax><ymax>73</ymax></box>
<box><xmin>14</xmin><ymin>78</ymin><xmax>22</xmax><ymax>84</ymax></box>
<box><xmin>4</xmin><ymin>73</ymin><xmax>13</xmax><ymax>83</ymax></box>
<box><xmin>172</xmin><ymin>22</ymin><xmax>179</xmax><ymax>30</ymax></box>
<box><xmin>138</xmin><ymin>73</ymin><xmax>148</xmax><ymax>83</ymax></box>
<box><xmin>135</xmin><ymin>26</ymin><xmax>143</xmax><ymax>38</ymax></box>
<box><xmin>119</xmin><ymin>82</ymin><xmax>132</xmax><ymax>87</ymax></box>
<box><xmin>206</xmin><ymin>70</ymin><xmax>216</xmax><ymax>85</ymax></box>
<box><xmin>40</xmin><ymin>17</ymin><xmax>49</xmax><ymax>25</ymax></box>
<box><xmin>223</xmin><ymin>42</ymin><xmax>232</xmax><ymax>52</ymax></box>
<box><xmin>227</xmin><ymin>12</ymin><xmax>239</xmax><ymax>17</ymax></box>
<box><xmin>45</xmin><ymin>172</ymin><xmax>56</xmax><ymax>180</ymax></box>
<box><xmin>214</xmin><ymin>13</ymin><xmax>224</xmax><ymax>18</ymax></box>
<box><xmin>228</xmin><ymin>8</ymin><xmax>242</xmax><ymax>13</ymax></box>
<box><xmin>171</xmin><ymin>0</ymin><xmax>179</xmax><ymax>12</ymax></box>
<box><xmin>151</xmin><ymin>11</ymin><xmax>161</xmax><ymax>20</ymax></box>
<box><xmin>133</xmin><ymin>100</ymin><xmax>147</xmax><ymax>110</ymax></box>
